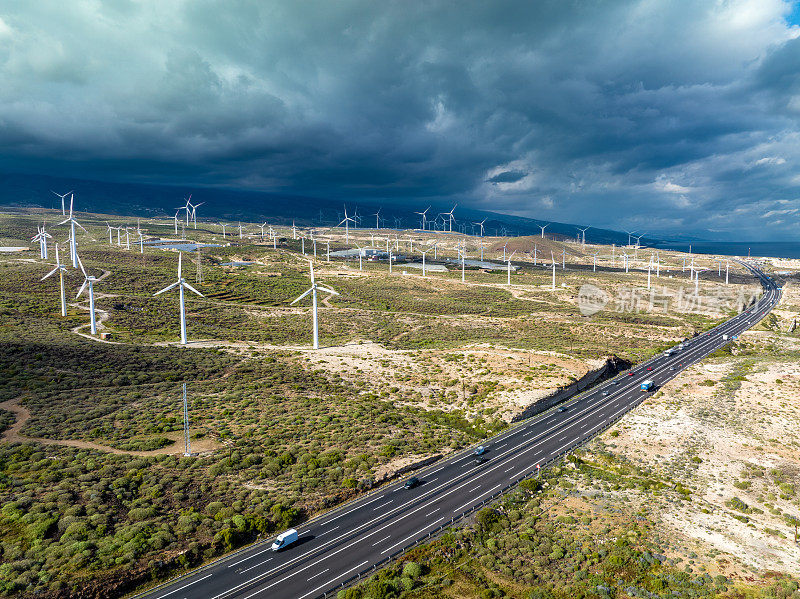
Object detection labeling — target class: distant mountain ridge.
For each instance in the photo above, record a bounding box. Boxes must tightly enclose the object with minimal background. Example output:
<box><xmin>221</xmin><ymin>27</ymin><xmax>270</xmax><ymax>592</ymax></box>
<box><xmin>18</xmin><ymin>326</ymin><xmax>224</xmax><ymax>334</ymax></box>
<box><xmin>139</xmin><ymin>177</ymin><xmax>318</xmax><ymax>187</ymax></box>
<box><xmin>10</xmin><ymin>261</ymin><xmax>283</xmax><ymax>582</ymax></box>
<box><xmin>0</xmin><ymin>171</ymin><xmax>674</xmax><ymax>246</ymax></box>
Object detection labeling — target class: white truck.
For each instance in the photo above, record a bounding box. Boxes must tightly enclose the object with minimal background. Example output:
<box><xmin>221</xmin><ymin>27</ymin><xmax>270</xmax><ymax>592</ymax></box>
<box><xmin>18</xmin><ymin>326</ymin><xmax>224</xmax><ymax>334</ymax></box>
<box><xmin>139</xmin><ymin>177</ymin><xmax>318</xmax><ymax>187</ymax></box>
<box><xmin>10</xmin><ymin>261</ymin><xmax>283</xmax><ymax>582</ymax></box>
<box><xmin>640</xmin><ymin>380</ymin><xmax>654</xmax><ymax>391</ymax></box>
<box><xmin>272</xmin><ymin>528</ymin><xmax>299</xmax><ymax>552</ymax></box>
<box><xmin>722</xmin><ymin>334</ymin><xmax>729</xmax><ymax>341</ymax></box>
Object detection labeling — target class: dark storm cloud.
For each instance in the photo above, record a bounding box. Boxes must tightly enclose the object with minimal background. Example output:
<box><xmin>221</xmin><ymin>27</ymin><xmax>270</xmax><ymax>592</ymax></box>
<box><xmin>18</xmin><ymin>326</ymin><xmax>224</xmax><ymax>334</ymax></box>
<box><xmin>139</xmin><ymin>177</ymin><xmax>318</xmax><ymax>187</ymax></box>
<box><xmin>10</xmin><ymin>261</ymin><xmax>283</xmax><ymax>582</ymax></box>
<box><xmin>0</xmin><ymin>1</ymin><xmax>799</xmax><ymax>238</ymax></box>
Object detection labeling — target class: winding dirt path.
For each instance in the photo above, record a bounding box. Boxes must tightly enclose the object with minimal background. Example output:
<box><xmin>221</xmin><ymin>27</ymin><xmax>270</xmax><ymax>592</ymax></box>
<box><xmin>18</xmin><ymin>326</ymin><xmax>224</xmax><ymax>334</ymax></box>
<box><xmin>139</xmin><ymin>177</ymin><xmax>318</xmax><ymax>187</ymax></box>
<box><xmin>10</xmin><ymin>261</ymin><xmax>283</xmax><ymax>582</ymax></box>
<box><xmin>0</xmin><ymin>397</ymin><xmax>222</xmax><ymax>456</ymax></box>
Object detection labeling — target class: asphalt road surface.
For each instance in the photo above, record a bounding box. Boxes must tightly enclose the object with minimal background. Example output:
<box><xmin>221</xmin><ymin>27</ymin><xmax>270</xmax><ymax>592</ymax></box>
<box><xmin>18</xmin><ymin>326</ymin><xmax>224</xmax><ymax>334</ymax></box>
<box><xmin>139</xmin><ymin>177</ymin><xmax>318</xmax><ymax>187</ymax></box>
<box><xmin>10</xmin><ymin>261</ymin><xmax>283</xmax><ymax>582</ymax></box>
<box><xmin>140</xmin><ymin>261</ymin><xmax>780</xmax><ymax>599</ymax></box>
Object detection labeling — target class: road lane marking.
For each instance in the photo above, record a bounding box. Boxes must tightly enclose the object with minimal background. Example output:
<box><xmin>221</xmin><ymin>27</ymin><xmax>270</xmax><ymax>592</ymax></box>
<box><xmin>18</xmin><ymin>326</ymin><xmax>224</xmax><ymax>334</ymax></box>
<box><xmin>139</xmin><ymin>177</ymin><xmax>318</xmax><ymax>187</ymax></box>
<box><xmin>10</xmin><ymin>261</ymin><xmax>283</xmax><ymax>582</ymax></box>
<box><xmin>380</xmin><ymin>518</ymin><xmax>444</xmax><ymax>554</ymax></box>
<box><xmin>424</xmin><ymin>508</ymin><xmax>440</xmax><ymax>518</ymax></box>
<box><xmin>468</xmin><ymin>485</ymin><xmax>481</xmax><ymax>493</ymax></box>
<box><xmin>239</xmin><ymin>557</ymin><xmax>275</xmax><ymax>575</ymax></box>
<box><xmin>316</xmin><ymin>526</ymin><xmax>339</xmax><ymax>537</ymax></box>
<box><xmin>297</xmin><ymin>561</ymin><xmax>370</xmax><ymax>599</ymax></box>
<box><xmin>307</xmin><ymin>568</ymin><xmax>329</xmax><ymax>581</ymax></box>
<box><xmin>372</xmin><ymin>535</ymin><xmax>391</xmax><ymax>546</ymax></box>
<box><xmin>372</xmin><ymin>500</ymin><xmax>392</xmax><ymax>511</ymax></box>
<box><xmin>153</xmin><ymin>574</ymin><xmax>212</xmax><ymax>599</ymax></box>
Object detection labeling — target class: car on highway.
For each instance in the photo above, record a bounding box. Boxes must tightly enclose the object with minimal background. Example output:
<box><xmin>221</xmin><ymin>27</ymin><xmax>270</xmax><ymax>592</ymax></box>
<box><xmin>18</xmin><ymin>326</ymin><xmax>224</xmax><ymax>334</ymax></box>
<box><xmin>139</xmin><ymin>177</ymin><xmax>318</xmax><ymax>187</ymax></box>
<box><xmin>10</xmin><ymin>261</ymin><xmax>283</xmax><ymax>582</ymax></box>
<box><xmin>669</xmin><ymin>366</ymin><xmax>676</xmax><ymax>371</ymax></box>
<box><xmin>647</xmin><ymin>366</ymin><xmax>653</xmax><ymax>371</ymax></box>
<box><xmin>271</xmin><ymin>528</ymin><xmax>299</xmax><ymax>552</ymax></box>
<box><xmin>404</xmin><ymin>476</ymin><xmax>419</xmax><ymax>490</ymax></box>
<box><xmin>602</xmin><ymin>390</ymin><xmax>610</xmax><ymax>396</ymax></box>
<box><xmin>474</xmin><ymin>446</ymin><xmax>486</xmax><ymax>456</ymax></box>
<box><xmin>557</xmin><ymin>406</ymin><xmax>568</xmax><ymax>413</ymax></box>
<box><xmin>628</xmin><ymin>372</ymin><xmax>635</xmax><ymax>376</ymax></box>
<box><xmin>473</xmin><ymin>455</ymin><xmax>488</xmax><ymax>465</ymax></box>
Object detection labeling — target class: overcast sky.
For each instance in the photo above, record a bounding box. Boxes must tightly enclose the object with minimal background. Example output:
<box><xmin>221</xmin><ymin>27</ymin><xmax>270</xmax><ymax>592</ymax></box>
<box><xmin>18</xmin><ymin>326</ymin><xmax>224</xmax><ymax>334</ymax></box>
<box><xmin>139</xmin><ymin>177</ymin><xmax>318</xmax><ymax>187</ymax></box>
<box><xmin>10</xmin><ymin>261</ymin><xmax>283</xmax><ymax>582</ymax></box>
<box><xmin>1</xmin><ymin>1</ymin><xmax>799</xmax><ymax>239</ymax></box>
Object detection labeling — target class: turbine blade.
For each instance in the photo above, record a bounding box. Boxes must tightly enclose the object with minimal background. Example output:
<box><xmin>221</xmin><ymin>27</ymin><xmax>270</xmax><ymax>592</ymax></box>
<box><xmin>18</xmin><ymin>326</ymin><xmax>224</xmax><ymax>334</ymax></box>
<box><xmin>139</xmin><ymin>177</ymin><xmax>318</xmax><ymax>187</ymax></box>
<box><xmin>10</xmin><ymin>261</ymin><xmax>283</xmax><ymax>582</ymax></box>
<box><xmin>317</xmin><ymin>286</ymin><xmax>339</xmax><ymax>296</ymax></box>
<box><xmin>182</xmin><ymin>281</ymin><xmax>204</xmax><ymax>297</ymax></box>
<box><xmin>177</xmin><ymin>252</ymin><xmax>182</xmax><ymax>278</ymax></box>
<box><xmin>290</xmin><ymin>287</ymin><xmax>313</xmax><ymax>304</ymax></box>
<box><xmin>76</xmin><ymin>280</ymin><xmax>88</xmax><ymax>299</ymax></box>
<box><xmin>41</xmin><ymin>267</ymin><xmax>59</xmax><ymax>281</ymax></box>
<box><xmin>154</xmin><ymin>281</ymin><xmax>180</xmax><ymax>296</ymax></box>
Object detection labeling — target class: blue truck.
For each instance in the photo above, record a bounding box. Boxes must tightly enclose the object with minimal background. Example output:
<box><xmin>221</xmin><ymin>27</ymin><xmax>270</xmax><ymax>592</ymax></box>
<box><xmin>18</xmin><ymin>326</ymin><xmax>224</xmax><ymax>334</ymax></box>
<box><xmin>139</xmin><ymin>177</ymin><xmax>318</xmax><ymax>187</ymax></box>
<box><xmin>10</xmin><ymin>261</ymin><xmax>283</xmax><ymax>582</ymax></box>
<box><xmin>640</xmin><ymin>380</ymin><xmax>654</xmax><ymax>391</ymax></box>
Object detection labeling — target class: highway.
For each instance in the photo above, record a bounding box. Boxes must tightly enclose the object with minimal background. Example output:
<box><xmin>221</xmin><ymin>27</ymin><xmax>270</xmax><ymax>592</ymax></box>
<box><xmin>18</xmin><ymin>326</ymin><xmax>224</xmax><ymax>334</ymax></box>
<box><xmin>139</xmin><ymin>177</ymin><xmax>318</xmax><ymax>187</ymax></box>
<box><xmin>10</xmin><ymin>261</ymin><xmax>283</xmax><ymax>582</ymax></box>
<box><xmin>139</xmin><ymin>262</ymin><xmax>780</xmax><ymax>599</ymax></box>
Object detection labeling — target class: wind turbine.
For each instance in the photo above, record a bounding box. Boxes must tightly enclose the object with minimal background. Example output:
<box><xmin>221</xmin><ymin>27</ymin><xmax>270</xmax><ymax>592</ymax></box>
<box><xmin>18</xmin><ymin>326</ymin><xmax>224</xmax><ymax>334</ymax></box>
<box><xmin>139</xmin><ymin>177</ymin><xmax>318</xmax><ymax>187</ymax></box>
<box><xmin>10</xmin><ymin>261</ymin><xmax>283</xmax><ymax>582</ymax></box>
<box><xmin>473</xmin><ymin>218</ymin><xmax>487</xmax><ymax>237</ymax></box>
<box><xmin>414</xmin><ymin>207</ymin><xmax>431</xmax><ymax>230</ymax></box>
<box><xmin>174</xmin><ymin>212</ymin><xmax>180</xmax><ymax>235</ymax></box>
<box><xmin>577</xmin><ymin>226</ymin><xmax>590</xmax><ymax>246</ymax></box>
<box><xmin>441</xmin><ymin>205</ymin><xmax>457</xmax><ymax>232</ymax></box>
<box><xmin>190</xmin><ymin>202</ymin><xmax>203</xmax><ymax>229</ymax></box>
<box><xmin>41</xmin><ymin>243</ymin><xmax>68</xmax><ymax>317</ymax></box>
<box><xmin>625</xmin><ymin>230</ymin><xmax>637</xmax><ymax>247</ymax></box>
<box><xmin>373</xmin><ymin>208</ymin><xmax>381</xmax><ymax>230</ymax></box>
<box><xmin>420</xmin><ymin>248</ymin><xmax>430</xmax><ymax>277</ymax></box>
<box><xmin>51</xmin><ymin>190</ymin><xmax>73</xmax><ymax>216</ymax></box>
<box><xmin>338</xmin><ymin>208</ymin><xmax>356</xmax><ymax>243</ymax></box>
<box><xmin>291</xmin><ymin>261</ymin><xmax>338</xmax><ymax>350</ymax></box>
<box><xmin>538</xmin><ymin>223</ymin><xmax>549</xmax><ymax>238</ymax></box>
<box><xmin>32</xmin><ymin>225</ymin><xmax>52</xmax><ymax>260</ymax></box>
<box><xmin>76</xmin><ymin>253</ymin><xmax>100</xmax><ymax>335</ymax></box>
<box><xmin>292</xmin><ymin>220</ymin><xmax>297</xmax><ymax>240</ymax></box>
<box><xmin>154</xmin><ymin>253</ymin><xmax>204</xmax><ymax>346</ymax></box>
<box><xmin>258</xmin><ymin>222</ymin><xmax>267</xmax><ymax>240</ymax></box>
<box><xmin>506</xmin><ymin>250</ymin><xmax>516</xmax><ymax>285</ymax></box>
<box><xmin>58</xmin><ymin>193</ymin><xmax>85</xmax><ymax>268</ymax></box>
<box><xmin>551</xmin><ymin>251</ymin><xmax>556</xmax><ymax>290</ymax></box>
<box><xmin>219</xmin><ymin>223</ymin><xmax>228</xmax><ymax>238</ymax></box>
<box><xmin>106</xmin><ymin>224</ymin><xmax>114</xmax><ymax>245</ymax></box>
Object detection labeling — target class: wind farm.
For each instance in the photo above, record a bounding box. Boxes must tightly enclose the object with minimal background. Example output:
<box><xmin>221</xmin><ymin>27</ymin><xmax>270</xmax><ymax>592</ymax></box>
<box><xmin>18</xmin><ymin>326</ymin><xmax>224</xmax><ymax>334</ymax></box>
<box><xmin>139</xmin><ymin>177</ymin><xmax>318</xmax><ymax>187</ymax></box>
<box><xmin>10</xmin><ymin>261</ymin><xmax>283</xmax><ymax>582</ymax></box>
<box><xmin>0</xmin><ymin>194</ymin><xmax>797</xmax><ymax>599</ymax></box>
<box><xmin>3</xmin><ymin>3</ymin><xmax>800</xmax><ymax>598</ymax></box>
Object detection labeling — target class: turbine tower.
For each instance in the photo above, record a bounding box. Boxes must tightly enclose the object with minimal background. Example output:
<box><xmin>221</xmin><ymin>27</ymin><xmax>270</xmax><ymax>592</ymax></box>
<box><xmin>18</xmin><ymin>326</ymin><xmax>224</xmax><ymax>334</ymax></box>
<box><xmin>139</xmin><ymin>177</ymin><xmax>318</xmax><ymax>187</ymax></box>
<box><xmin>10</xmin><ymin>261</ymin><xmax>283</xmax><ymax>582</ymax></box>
<box><xmin>58</xmin><ymin>193</ymin><xmax>85</xmax><ymax>268</ymax></box>
<box><xmin>538</xmin><ymin>223</ymin><xmax>549</xmax><ymax>238</ymax></box>
<box><xmin>414</xmin><ymin>207</ymin><xmax>431</xmax><ymax>230</ymax></box>
<box><xmin>51</xmin><ymin>190</ymin><xmax>72</xmax><ymax>216</ymax></box>
<box><xmin>182</xmin><ymin>383</ymin><xmax>191</xmax><ymax>457</ymax></box>
<box><xmin>76</xmin><ymin>254</ymin><xmax>100</xmax><ymax>335</ymax></box>
<box><xmin>291</xmin><ymin>261</ymin><xmax>339</xmax><ymax>350</ymax></box>
<box><xmin>154</xmin><ymin>253</ymin><xmax>204</xmax><ymax>345</ymax></box>
<box><xmin>41</xmin><ymin>243</ymin><xmax>68</xmax><ymax>317</ymax></box>
<box><xmin>337</xmin><ymin>208</ymin><xmax>356</xmax><ymax>243</ymax></box>
<box><xmin>577</xmin><ymin>226</ymin><xmax>590</xmax><ymax>246</ymax></box>
<box><xmin>32</xmin><ymin>225</ymin><xmax>52</xmax><ymax>260</ymax></box>
<box><xmin>473</xmin><ymin>218</ymin><xmax>487</xmax><ymax>237</ymax></box>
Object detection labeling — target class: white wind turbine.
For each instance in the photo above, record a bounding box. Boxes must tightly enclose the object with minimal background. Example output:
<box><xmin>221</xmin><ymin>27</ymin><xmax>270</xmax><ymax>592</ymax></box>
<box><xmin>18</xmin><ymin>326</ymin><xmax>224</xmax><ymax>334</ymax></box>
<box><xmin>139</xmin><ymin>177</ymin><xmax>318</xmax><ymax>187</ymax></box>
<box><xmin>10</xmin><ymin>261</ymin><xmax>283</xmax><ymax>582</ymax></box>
<box><xmin>76</xmin><ymin>253</ymin><xmax>100</xmax><ymax>335</ymax></box>
<box><xmin>58</xmin><ymin>193</ymin><xmax>85</xmax><ymax>268</ymax></box>
<box><xmin>291</xmin><ymin>261</ymin><xmax>338</xmax><ymax>350</ymax></box>
<box><xmin>292</xmin><ymin>220</ymin><xmax>297</xmax><ymax>240</ymax></box>
<box><xmin>420</xmin><ymin>248</ymin><xmax>430</xmax><ymax>277</ymax></box>
<box><xmin>174</xmin><ymin>212</ymin><xmax>180</xmax><ymax>235</ymax></box>
<box><xmin>106</xmin><ymin>223</ymin><xmax>114</xmax><ymax>245</ymax></box>
<box><xmin>219</xmin><ymin>223</ymin><xmax>228</xmax><ymax>238</ymax></box>
<box><xmin>154</xmin><ymin>253</ymin><xmax>204</xmax><ymax>346</ymax></box>
<box><xmin>538</xmin><ymin>223</ymin><xmax>549</xmax><ymax>238</ymax></box>
<box><xmin>551</xmin><ymin>251</ymin><xmax>556</xmax><ymax>290</ymax></box>
<box><xmin>592</xmin><ymin>252</ymin><xmax>599</xmax><ymax>272</ymax></box>
<box><xmin>414</xmin><ymin>207</ymin><xmax>431</xmax><ymax>230</ymax></box>
<box><xmin>41</xmin><ymin>243</ymin><xmax>68</xmax><ymax>317</ymax></box>
<box><xmin>338</xmin><ymin>209</ymin><xmax>356</xmax><ymax>243</ymax></box>
<box><xmin>625</xmin><ymin>230</ymin><xmax>636</xmax><ymax>247</ymax></box>
<box><xmin>473</xmin><ymin>218</ymin><xmax>487</xmax><ymax>237</ymax></box>
<box><xmin>32</xmin><ymin>225</ymin><xmax>52</xmax><ymax>259</ymax></box>
<box><xmin>258</xmin><ymin>222</ymin><xmax>267</xmax><ymax>240</ymax></box>
<box><xmin>577</xmin><ymin>226</ymin><xmax>590</xmax><ymax>246</ymax></box>
<box><xmin>441</xmin><ymin>205</ymin><xmax>457</xmax><ymax>232</ymax></box>
<box><xmin>190</xmin><ymin>201</ymin><xmax>203</xmax><ymax>229</ymax></box>
<box><xmin>373</xmin><ymin>208</ymin><xmax>381</xmax><ymax>230</ymax></box>
<box><xmin>506</xmin><ymin>250</ymin><xmax>516</xmax><ymax>285</ymax></box>
<box><xmin>52</xmin><ymin>190</ymin><xmax>73</xmax><ymax>216</ymax></box>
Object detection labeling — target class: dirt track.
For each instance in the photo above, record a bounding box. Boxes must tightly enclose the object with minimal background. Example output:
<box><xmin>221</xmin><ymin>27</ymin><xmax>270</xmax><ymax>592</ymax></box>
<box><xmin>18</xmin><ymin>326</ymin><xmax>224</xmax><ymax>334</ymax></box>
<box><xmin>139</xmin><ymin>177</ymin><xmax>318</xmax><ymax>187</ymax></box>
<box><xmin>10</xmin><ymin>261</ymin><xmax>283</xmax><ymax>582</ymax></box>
<box><xmin>0</xmin><ymin>397</ymin><xmax>222</xmax><ymax>456</ymax></box>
